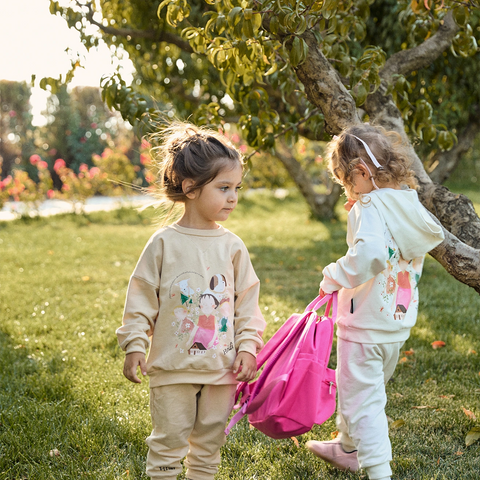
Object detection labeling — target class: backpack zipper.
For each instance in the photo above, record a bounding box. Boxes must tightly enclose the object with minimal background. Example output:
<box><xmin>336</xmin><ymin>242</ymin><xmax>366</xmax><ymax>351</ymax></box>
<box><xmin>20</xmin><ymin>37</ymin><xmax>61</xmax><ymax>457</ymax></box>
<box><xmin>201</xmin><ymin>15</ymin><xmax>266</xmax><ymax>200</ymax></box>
<box><xmin>329</xmin><ymin>381</ymin><xmax>334</xmax><ymax>394</ymax></box>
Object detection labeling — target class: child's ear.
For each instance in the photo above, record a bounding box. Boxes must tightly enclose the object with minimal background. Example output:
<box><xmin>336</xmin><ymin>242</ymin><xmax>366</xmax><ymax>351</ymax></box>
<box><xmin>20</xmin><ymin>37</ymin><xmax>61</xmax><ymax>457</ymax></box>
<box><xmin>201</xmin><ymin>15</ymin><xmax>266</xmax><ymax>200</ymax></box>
<box><xmin>182</xmin><ymin>179</ymin><xmax>197</xmax><ymax>199</ymax></box>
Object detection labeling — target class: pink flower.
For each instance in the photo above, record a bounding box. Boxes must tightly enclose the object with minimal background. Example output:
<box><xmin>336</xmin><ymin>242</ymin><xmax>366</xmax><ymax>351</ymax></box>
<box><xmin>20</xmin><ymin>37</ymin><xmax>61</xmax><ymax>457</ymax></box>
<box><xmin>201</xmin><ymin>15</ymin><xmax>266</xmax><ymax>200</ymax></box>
<box><xmin>79</xmin><ymin>163</ymin><xmax>88</xmax><ymax>172</ymax></box>
<box><xmin>145</xmin><ymin>171</ymin><xmax>156</xmax><ymax>184</ymax></box>
<box><xmin>141</xmin><ymin>139</ymin><xmax>151</xmax><ymax>150</ymax></box>
<box><xmin>89</xmin><ymin>167</ymin><xmax>101</xmax><ymax>177</ymax></box>
<box><xmin>47</xmin><ymin>189</ymin><xmax>55</xmax><ymax>199</ymax></box>
<box><xmin>62</xmin><ymin>184</ymin><xmax>71</xmax><ymax>192</ymax></box>
<box><xmin>37</xmin><ymin>160</ymin><xmax>49</xmax><ymax>170</ymax></box>
<box><xmin>240</xmin><ymin>145</ymin><xmax>248</xmax><ymax>153</ymax></box>
<box><xmin>9</xmin><ymin>110</ymin><xmax>16</xmax><ymax>118</ymax></box>
<box><xmin>231</xmin><ymin>133</ymin><xmax>240</xmax><ymax>143</ymax></box>
<box><xmin>80</xmin><ymin>137</ymin><xmax>86</xmax><ymax>144</ymax></box>
<box><xmin>101</xmin><ymin>148</ymin><xmax>112</xmax><ymax>158</ymax></box>
<box><xmin>54</xmin><ymin>159</ymin><xmax>66</xmax><ymax>172</ymax></box>
<box><xmin>140</xmin><ymin>153</ymin><xmax>151</xmax><ymax>165</ymax></box>
<box><xmin>90</xmin><ymin>122</ymin><xmax>97</xmax><ymax>129</ymax></box>
<box><xmin>30</xmin><ymin>154</ymin><xmax>41</xmax><ymax>165</ymax></box>
<box><xmin>3</xmin><ymin>175</ymin><xmax>12</xmax><ymax>186</ymax></box>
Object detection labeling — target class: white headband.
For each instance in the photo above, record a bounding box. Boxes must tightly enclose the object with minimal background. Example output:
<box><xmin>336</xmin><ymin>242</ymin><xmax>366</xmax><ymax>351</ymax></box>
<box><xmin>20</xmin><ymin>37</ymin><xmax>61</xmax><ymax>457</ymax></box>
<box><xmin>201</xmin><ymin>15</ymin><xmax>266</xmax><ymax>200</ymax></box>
<box><xmin>333</xmin><ymin>133</ymin><xmax>383</xmax><ymax>191</ymax></box>
<box><xmin>350</xmin><ymin>135</ymin><xmax>384</xmax><ymax>170</ymax></box>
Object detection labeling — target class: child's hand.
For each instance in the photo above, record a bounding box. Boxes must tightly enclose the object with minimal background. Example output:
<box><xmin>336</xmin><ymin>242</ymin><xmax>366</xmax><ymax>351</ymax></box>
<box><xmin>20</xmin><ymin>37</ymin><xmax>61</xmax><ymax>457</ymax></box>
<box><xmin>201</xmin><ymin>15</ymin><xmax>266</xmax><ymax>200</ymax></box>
<box><xmin>123</xmin><ymin>352</ymin><xmax>147</xmax><ymax>384</ymax></box>
<box><xmin>344</xmin><ymin>198</ymin><xmax>356</xmax><ymax>212</ymax></box>
<box><xmin>233</xmin><ymin>351</ymin><xmax>257</xmax><ymax>382</ymax></box>
<box><xmin>319</xmin><ymin>288</ymin><xmax>327</xmax><ymax>298</ymax></box>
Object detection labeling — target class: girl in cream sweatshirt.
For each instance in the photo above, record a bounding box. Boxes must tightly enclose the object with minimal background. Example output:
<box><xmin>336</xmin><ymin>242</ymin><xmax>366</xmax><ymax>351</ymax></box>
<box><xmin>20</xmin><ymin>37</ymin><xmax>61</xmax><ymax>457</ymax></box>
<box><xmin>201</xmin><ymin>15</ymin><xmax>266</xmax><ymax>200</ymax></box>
<box><xmin>117</xmin><ymin>122</ymin><xmax>265</xmax><ymax>480</ymax></box>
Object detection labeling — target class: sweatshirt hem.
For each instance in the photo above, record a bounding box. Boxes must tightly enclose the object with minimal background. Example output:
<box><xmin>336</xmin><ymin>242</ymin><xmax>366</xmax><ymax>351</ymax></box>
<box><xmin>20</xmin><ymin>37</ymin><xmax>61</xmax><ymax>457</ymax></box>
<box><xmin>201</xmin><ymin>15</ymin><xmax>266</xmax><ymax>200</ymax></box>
<box><xmin>336</xmin><ymin>325</ymin><xmax>411</xmax><ymax>344</ymax></box>
<box><xmin>148</xmin><ymin>369</ymin><xmax>237</xmax><ymax>388</ymax></box>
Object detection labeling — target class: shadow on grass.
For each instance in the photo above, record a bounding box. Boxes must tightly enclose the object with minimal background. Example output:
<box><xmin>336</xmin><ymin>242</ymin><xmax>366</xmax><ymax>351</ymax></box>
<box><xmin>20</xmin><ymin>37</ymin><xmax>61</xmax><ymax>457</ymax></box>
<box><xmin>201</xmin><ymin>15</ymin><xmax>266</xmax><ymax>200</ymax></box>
<box><xmin>0</xmin><ymin>330</ymin><xmax>150</xmax><ymax>479</ymax></box>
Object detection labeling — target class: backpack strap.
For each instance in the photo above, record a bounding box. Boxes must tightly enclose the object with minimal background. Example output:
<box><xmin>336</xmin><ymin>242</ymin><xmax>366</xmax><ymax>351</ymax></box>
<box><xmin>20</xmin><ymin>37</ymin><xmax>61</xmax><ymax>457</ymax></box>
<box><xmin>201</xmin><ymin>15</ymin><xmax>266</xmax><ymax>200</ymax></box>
<box><xmin>305</xmin><ymin>292</ymin><xmax>337</xmax><ymax>321</ymax></box>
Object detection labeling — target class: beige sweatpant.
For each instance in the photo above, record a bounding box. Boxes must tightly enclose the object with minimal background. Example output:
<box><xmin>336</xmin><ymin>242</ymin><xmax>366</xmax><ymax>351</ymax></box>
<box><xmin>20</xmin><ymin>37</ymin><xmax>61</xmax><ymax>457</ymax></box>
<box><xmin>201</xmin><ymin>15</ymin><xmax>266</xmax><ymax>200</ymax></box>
<box><xmin>146</xmin><ymin>383</ymin><xmax>236</xmax><ymax>480</ymax></box>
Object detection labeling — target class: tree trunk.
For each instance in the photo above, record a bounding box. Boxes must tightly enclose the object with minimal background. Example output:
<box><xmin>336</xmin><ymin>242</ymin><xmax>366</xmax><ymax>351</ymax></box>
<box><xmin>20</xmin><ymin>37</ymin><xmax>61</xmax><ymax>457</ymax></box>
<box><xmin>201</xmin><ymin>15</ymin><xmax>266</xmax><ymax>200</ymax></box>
<box><xmin>275</xmin><ymin>142</ymin><xmax>342</xmax><ymax>219</ymax></box>
<box><xmin>293</xmin><ymin>18</ymin><xmax>480</xmax><ymax>293</ymax></box>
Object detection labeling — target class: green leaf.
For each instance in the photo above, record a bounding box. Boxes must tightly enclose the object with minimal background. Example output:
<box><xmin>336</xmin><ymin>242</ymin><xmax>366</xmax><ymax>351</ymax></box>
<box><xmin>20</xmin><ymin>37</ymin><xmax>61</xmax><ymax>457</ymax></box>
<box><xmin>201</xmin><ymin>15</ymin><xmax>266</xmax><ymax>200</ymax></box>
<box><xmin>423</xmin><ymin>124</ymin><xmax>436</xmax><ymax>144</ymax></box>
<box><xmin>453</xmin><ymin>6</ymin><xmax>469</xmax><ymax>27</ymax></box>
<box><xmin>354</xmin><ymin>83</ymin><xmax>368</xmax><ymax>106</ymax></box>
<box><xmin>228</xmin><ymin>7</ymin><xmax>243</xmax><ymax>27</ymax></box>
<box><xmin>321</xmin><ymin>0</ymin><xmax>337</xmax><ymax>20</ymax></box>
<box><xmin>270</xmin><ymin>15</ymin><xmax>279</xmax><ymax>35</ymax></box>
<box><xmin>243</xmin><ymin>18</ymin><xmax>254</xmax><ymax>38</ymax></box>
<box><xmin>466</xmin><ymin>427</ymin><xmax>480</xmax><ymax>447</ymax></box>
<box><xmin>289</xmin><ymin>36</ymin><xmax>302</xmax><ymax>67</ymax></box>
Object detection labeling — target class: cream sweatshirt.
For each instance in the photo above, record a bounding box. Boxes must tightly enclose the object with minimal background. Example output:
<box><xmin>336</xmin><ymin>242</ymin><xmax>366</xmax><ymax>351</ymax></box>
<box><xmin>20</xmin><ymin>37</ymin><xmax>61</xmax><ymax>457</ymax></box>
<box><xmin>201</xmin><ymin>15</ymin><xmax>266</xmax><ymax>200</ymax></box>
<box><xmin>320</xmin><ymin>188</ymin><xmax>444</xmax><ymax>344</ymax></box>
<box><xmin>117</xmin><ymin>223</ymin><xmax>265</xmax><ymax>388</ymax></box>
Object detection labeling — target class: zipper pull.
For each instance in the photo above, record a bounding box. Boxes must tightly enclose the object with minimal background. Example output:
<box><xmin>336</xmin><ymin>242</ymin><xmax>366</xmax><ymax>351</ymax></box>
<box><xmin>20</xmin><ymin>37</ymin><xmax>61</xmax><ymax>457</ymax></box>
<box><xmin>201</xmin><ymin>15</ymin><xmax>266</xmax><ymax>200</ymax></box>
<box><xmin>329</xmin><ymin>381</ymin><xmax>334</xmax><ymax>394</ymax></box>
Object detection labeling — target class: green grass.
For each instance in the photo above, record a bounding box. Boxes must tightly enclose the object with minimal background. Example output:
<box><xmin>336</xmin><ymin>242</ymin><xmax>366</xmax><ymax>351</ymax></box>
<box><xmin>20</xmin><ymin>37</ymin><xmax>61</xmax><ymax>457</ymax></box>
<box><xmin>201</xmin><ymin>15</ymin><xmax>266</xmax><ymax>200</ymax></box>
<box><xmin>1</xmin><ymin>192</ymin><xmax>479</xmax><ymax>479</ymax></box>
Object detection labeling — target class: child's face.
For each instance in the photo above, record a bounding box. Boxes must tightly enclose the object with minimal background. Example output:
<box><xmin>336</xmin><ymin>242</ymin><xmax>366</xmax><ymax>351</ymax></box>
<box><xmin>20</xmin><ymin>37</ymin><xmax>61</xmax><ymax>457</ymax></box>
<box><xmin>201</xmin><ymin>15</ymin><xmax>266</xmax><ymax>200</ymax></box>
<box><xmin>174</xmin><ymin>308</ymin><xmax>187</xmax><ymax>320</ymax></box>
<box><xmin>185</xmin><ymin>162</ymin><xmax>243</xmax><ymax>229</ymax></box>
<box><xmin>200</xmin><ymin>295</ymin><xmax>217</xmax><ymax>315</ymax></box>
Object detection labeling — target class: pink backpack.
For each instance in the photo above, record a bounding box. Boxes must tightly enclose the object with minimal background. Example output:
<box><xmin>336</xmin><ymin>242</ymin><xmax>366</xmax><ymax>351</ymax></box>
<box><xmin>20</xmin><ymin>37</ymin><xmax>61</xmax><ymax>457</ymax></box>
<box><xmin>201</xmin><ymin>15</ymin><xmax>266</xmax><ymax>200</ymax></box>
<box><xmin>225</xmin><ymin>293</ymin><xmax>337</xmax><ymax>439</ymax></box>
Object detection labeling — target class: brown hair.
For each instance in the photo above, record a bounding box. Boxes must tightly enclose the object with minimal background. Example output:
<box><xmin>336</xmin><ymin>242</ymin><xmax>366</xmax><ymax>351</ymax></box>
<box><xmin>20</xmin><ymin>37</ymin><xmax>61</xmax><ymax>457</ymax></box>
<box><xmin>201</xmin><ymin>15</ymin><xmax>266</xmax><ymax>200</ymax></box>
<box><xmin>326</xmin><ymin>124</ymin><xmax>417</xmax><ymax>199</ymax></box>
<box><xmin>150</xmin><ymin>121</ymin><xmax>244</xmax><ymax>202</ymax></box>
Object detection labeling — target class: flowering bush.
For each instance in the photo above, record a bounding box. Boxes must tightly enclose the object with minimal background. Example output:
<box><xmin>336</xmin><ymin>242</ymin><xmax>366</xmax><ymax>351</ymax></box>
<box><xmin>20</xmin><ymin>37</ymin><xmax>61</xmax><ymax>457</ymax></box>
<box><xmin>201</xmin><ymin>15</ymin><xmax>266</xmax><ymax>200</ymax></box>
<box><xmin>53</xmin><ymin>158</ymin><xmax>111</xmax><ymax>211</ymax></box>
<box><xmin>91</xmin><ymin>148</ymin><xmax>137</xmax><ymax>196</ymax></box>
<box><xmin>0</xmin><ymin>155</ymin><xmax>54</xmax><ymax>215</ymax></box>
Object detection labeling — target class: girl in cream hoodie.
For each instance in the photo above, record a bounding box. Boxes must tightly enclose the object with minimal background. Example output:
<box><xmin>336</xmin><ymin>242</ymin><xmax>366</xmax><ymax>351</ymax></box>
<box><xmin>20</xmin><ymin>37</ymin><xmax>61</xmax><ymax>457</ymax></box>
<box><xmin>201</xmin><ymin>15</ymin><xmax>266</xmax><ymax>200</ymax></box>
<box><xmin>306</xmin><ymin>125</ymin><xmax>444</xmax><ymax>480</ymax></box>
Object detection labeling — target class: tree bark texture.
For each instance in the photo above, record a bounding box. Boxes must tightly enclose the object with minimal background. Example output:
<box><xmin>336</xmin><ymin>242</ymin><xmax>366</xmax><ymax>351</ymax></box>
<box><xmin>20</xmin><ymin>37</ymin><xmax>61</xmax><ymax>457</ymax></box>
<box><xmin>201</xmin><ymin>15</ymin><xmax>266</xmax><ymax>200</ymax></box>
<box><xmin>294</xmin><ymin>15</ymin><xmax>480</xmax><ymax>293</ymax></box>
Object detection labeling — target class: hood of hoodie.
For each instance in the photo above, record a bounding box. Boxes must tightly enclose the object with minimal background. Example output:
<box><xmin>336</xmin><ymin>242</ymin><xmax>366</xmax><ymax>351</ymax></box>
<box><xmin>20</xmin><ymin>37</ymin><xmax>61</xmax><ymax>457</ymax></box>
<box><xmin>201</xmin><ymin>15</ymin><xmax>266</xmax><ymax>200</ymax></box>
<box><xmin>365</xmin><ymin>188</ymin><xmax>444</xmax><ymax>261</ymax></box>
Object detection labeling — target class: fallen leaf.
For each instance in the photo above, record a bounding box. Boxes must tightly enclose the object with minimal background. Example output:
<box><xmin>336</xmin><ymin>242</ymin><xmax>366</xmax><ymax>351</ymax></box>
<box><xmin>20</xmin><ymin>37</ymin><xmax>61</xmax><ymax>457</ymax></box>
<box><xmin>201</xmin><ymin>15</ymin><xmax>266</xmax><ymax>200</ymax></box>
<box><xmin>399</xmin><ymin>357</ymin><xmax>408</xmax><ymax>363</ymax></box>
<box><xmin>439</xmin><ymin>395</ymin><xmax>455</xmax><ymax>399</ymax></box>
<box><xmin>455</xmin><ymin>451</ymin><xmax>463</xmax><ymax>456</ymax></box>
<box><xmin>81</xmin><ymin>276</ymin><xmax>90</xmax><ymax>282</ymax></box>
<box><xmin>462</xmin><ymin>407</ymin><xmax>477</xmax><ymax>421</ymax></box>
<box><xmin>465</xmin><ymin>426</ymin><xmax>480</xmax><ymax>447</ymax></box>
<box><xmin>49</xmin><ymin>449</ymin><xmax>60</xmax><ymax>457</ymax></box>
<box><xmin>468</xmin><ymin>349</ymin><xmax>477</xmax><ymax>355</ymax></box>
<box><xmin>411</xmin><ymin>405</ymin><xmax>435</xmax><ymax>409</ymax></box>
<box><xmin>431</xmin><ymin>340</ymin><xmax>446</xmax><ymax>349</ymax></box>
<box><xmin>390</xmin><ymin>419</ymin><xmax>405</xmax><ymax>429</ymax></box>
<box><xmin>393</xmin><ymin>392</ymin><xmax>404</xmax><ymax>398</ymax></box>
<box><xmin>330</xmin><ymin>430</ymin><xmax>339</xmax><ymax>439</ymax></box>
<box><xmin>403</xmin><ymin>349</ymin><xmax>415</xmax><ymax>355</ymax></box>
<box><xmin>291</xmin><ymin>437</ymin><xmax>300</xmax><ymax>447</ymax></box>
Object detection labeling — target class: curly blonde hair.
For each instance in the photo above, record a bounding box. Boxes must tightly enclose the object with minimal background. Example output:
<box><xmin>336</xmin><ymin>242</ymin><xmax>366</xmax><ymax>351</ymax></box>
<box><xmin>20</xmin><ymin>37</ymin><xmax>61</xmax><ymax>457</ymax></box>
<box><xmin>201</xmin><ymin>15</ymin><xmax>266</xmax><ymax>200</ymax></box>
<box><xmin>149</xmin><ymin>121</ymin><xmax>244</xmax><ymax>203</ymax></box>
<box><xmin>325</xmin><ymin>124</ymin><xmax>417</xmax><ymax>199</ymax></box>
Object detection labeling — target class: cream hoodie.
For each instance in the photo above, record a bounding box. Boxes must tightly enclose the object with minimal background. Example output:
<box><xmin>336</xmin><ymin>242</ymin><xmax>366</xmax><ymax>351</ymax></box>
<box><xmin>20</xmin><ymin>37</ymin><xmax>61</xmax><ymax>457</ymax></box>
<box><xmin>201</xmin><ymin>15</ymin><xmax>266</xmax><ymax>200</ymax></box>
<box><xmin>117</xmin><ymin>223</ymin><xmax>265</xmax><ymax>387</ymax></box>
<box><xmin>320</xmin><ymin>189</ymin><xmax>444</xmax><ymax>344</ymax></box>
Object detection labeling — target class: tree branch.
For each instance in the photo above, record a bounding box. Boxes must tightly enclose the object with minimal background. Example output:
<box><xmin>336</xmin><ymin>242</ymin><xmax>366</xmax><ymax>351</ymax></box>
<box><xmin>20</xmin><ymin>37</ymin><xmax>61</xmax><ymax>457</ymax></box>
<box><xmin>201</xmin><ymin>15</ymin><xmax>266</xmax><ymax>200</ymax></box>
<box><xmin>380</xmin><ymin>11</ymin><xmax>459</xmax><ymax>83</ymax></box>
<box><xmin>295</xmin><ymin>31</ymin><xmax>361</xmax><ymax>135</ymax></box>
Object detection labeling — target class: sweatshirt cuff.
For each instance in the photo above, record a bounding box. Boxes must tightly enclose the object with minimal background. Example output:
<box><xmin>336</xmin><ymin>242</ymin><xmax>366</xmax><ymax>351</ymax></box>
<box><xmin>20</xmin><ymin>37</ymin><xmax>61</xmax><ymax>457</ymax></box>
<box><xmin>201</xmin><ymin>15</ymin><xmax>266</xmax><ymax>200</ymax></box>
<box><xmin>124</xmin><ymin>339</ymin><xmax>148</xmax><ymax>355</ymax></box>
<box><xmin>320</xmin><ymin>279</ymin><xmax>340</xmax><ymax>295</ymax></box>
<box><xmin>237</xmin><ymin>340</ymin><xmax>259</xmax><ymax>357</ymax></box>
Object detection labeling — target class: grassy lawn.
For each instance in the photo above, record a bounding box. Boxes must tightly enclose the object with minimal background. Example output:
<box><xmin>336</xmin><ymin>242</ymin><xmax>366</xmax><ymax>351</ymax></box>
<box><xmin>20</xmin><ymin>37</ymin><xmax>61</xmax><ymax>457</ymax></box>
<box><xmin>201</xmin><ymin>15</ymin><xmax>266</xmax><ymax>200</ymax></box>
<box><xmin>0</xmin><ymin>191</ymin><xmax>479</xmax><ymax>479</ymax></box>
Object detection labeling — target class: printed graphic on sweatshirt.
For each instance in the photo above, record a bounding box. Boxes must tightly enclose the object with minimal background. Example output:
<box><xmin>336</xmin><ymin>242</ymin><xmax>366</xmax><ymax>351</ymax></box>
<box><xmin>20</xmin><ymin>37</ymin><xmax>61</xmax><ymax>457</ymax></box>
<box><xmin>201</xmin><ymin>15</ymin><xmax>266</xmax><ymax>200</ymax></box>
<box><xmin>380</xmin><ymin>232</ymin><xmax>423</xmax><ymax>320</ymax></box>
<box><xmin>169</xmin><ymin>272</ymin><xmax>233</xmax><ymax>357</ymax></box>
